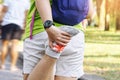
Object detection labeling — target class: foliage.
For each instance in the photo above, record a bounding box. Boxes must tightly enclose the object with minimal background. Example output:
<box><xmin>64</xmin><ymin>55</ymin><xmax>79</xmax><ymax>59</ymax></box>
<box><xmin>85</xmin><ymin>27</ymin><xmax>120</xmax><ymax>44</ymax></box>
<box><xmin>84</xmin><ymin>27</ymin><xmax>120</xmax><ymax>80</ymax></box>
<box><xmin>0</xmin><ymin>0</ymin><xmax>3</xmax><ymax>4</ymax></box>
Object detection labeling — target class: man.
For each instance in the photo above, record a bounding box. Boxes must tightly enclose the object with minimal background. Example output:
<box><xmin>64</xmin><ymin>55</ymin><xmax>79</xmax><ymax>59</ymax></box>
<box><xmin>23</xmin><ymin>0</ymin><xmax>94</xmax><ymax>80</ymax></box>
<box><xmin>0</xmin><ymin>0</ymin><xmax>30</xmax><ymax>71</ymax></box>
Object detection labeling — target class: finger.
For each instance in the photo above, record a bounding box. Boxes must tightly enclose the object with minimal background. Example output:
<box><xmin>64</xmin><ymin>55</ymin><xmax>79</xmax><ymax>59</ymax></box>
<box><xmin>49</xmin><ymin>40</ymin><xmax>54</xmax><ymax>48</ymax></box>
<box><xmin>56</xmin><ymin>39</ymin><xmax>70</xmax><ymax>46</ymax></box>
<box><xmin>61</xmin><ymin>31</ymin><xmax>71</xmax><ymax>37</ymax></box>
<box><xmin>56</xmin><ymin>41</ymin><xmax>68</xmax><ymax>46</ymax></box>
<box><xmin>61</xmin><ymin>35</ymin><xmax>71</xmax><ymax>40</ymax></box>
<box><xmin>57</xmin><ymin>36</ymin><xmax>70</xmax><ymax>43</ymax></box>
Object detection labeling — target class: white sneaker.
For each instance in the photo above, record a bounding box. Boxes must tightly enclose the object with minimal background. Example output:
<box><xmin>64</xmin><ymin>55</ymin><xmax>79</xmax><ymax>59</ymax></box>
<box><xmin>10</xmin><ymin>66</ymin><xmax>19</xmax><ymax>71</ymax></box>
<box><xmin>0</xmin><ymin>65</ymin><xmax>5</xmax><ymax>70</ymax></box>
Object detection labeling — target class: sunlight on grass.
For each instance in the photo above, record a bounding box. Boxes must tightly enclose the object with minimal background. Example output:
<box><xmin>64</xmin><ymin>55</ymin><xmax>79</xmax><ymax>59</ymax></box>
<box><xmin>85</xmin><ymin>43</ymin><xmax>120</xmax><ymax>55</ymax></box>
<box><xmin>85</xmin><ymin>27</ymin><xmax>120</xmax><ymax>44</ymax></box>
<box><xmin>84</xmin><ymin>27</ymin><xmax>120</xmax><ymax>80</ymax></box>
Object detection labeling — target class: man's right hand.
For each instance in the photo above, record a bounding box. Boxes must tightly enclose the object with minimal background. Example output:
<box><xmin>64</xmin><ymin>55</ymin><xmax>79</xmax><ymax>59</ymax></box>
<box><xmin>45</xmin><ymin>25</ymin><xmax>71</xmax><ymax>49</ymax></box>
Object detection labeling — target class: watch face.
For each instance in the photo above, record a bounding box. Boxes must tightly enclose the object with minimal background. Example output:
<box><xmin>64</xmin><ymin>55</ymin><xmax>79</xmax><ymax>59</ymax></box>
<box><xmin>44</xmin><ymin>20</ymin><xmax>53</xmax><ymax>28</ymax></box>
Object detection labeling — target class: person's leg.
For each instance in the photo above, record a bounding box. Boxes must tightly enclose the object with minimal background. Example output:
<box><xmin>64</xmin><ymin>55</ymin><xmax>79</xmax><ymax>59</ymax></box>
<box><xmin>55</xmin><ymin>30</ymin><xmax>85</xmax><ymax>80</ymax></box>
<box><xmin>23</xmin><ymin>32</ymin><xmax>55</xmax><ymax>80</ymax></box>
<box><xmin>23</xmin><ymin>55</ymin><xmax>55</xmax><ymax>80</ymax></box>
<box><xmin>23</xmin><ymin>27</ymin><xmax>84</xmax><ymax>80</ymax></box>
<box><xmin>55</xmin><ymin>76</ymin><xmax>77</xmax><ymax>80</ymax></box>
<box><xmin>24</xmin><ymin>60</ymin><xmax>55</xmax><ymax>80</ymax></box>
<box><xmin>9</xmin><ymin>23</ymin><xmax>23</xmax><ymax>71</ymax></box>
<box><xmin>23</xmin><ymin>74</ymin><xmax>29</xmax><ymax>80</ymax></box>
<box><xmin>0</xmin><ymin>40</ymin><xmax>9</xmax><ymax>69</ymax></box>
<box><xmin>27</xmin><ymin>54</ymin><xmax>56</xmax><ymax>80</ymax></box>
<box><xmin>0</xmin><ymin>24</ymin><xmax>10</xmax><ymax>69</ymax></box>
<box><xmin>10</xmin><ymin>39</ymin><xmax>19</xmax><ymax>70</ymax></box>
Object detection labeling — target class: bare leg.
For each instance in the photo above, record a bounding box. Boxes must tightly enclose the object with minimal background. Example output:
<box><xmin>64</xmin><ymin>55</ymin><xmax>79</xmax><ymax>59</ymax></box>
<box><xmin>10</xmin><ymin>39</ymin><xmax>19</xmax><ymax>70</ymax></box>
<box><xmin>24</xmin><ymin>69</ymin><xmax>77</xmax><ymax>80</ymax></box>
<box><xmin>23</xmin><ymin>52</ymin><xmax>77</xmax><ymax>80</ymax></box>
<box><xmin>0</xmin><ymin>40</ymin><xmax>9</xmax><ymax>68</ymax></box>
<box><xmin>24</xmin><ymin>55</ymin><xmax>56</xmax><ymax>80</ymax></box>
<box><xmin>55</xmin><ymin>76</ymin><xmax>77</xmax><ymax>80</ymax></box>
<box><xmin>23</xmin><ymin>74</ymin><xmax>29</xmax><ymax>80</ymax></box>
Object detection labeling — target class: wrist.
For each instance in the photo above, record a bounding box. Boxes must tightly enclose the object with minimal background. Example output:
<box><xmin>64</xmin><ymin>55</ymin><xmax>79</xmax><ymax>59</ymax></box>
<box><xmin>45</xmin><ymin>25</ymin><xmax>55</xmax><ymax>32</ymax></box>
<box><xmin>43</xmin><ymin>20</ymin><xmax>55</xmax><ymax>29</ymax></box>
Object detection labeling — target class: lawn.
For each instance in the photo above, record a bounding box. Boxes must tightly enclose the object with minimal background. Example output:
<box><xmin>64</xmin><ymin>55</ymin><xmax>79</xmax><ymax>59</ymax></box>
<box><xmin>84</xmin><ymin>27</ymin><xmax>120</xmax><ymax>80</ymax></box>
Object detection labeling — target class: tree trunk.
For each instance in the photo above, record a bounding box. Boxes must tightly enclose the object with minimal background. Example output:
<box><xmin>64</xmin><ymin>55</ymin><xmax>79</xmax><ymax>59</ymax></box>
<box><xmin>105</xmin><ymin>0</ymin><xmax>110</xmax><ymax>31</ymax></box>
<box><xmin>96</xmin><ymin>0</ymin><xmax>105</xmax><ymax>30</ymax></box>
<box><xmin>116</xmin><ymin>17</ymin><xmax>120</xmax><ymax>31</ymax></box>
<box><xmin>115</xmin><ymin>0</ymin><xmax>120</xmax><ymax>31</ymax></box>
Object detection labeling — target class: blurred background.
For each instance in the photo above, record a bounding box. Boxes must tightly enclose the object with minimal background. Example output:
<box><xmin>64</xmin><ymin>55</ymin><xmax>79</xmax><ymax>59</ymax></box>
<box><xmin>0</xmin><ymin>0</ymin><xmax>120</xmax><ymax>80</ymax></box>
<box><xmin>83</xmin><ymin>0</ymin><xmax>120</xmax><ymax>80</ymax></box>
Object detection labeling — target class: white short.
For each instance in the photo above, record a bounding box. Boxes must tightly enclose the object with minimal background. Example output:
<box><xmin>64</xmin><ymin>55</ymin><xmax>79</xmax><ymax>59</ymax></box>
<box><xmin>23</xmin><ymin>30</ymin><xmax>85</xmax><ymax>78</ymax></box>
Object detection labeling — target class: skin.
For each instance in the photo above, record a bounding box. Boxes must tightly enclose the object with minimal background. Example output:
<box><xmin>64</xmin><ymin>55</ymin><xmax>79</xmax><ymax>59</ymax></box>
<box><xmin>0</xmin><ymin>5</ymin><xmax>28</xmax><ymax>70</ymax></box>
<box><xmin>0</xmin><ymin>5</ymin><xmax>8</xmax><ymax>23</ymax></box>
<box><xmin>24</xmin><ymin>0</ymin><xmax>73</xmax><ymax>80</ymax></box>
<box><xmin>86</xmin><ymin>0</ymin><xmax>94</xmax><ymax>19</ymax></box>
<box><xmin>24</xmin><ymin>0</ymin><xmax>94</xmax><ymax>80</ymax></box>
<box><xmin>35</xmin><ymin>0</ymin><xmax>71</xmax><ymax>48</ymax></box>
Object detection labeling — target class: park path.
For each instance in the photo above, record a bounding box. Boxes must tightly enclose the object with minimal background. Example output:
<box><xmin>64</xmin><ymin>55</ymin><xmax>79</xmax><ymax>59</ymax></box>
<box><xmin>0</xmin><ymin>40</ymin><xmax>105</xmax><ymax>80</ymax></box>
<box><xmin>0</xmin><ymin>56</ymin><xmax>23</xmax><ymax>80</ymax></box>
<box><xmin>0</xmin><ymin>56</ymin><xmax>105</xmax><ymax>80</ymax></box>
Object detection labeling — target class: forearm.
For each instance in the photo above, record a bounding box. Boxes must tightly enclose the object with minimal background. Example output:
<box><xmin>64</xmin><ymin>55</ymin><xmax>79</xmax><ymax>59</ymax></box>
<box><xmin>87</xmin><ymin>0</ymin><xmax>94</xmax><ymax>19</ymax></box>
<box><xmin>28</xmin><ymin>54</ymin><xmax>57</xmax><ymax>80</ymax></box>
<box><xmin>1</xmin><ymin>5</ymin><xmax>8</xmax><ymax>13</ymax></box>
<box><xmin>35</xmin><ymin>0</ymin><xmax>52</xmax><ymax>23</ymax></box>
<box><xmin>0</xmin><ymin>5</ymin><xmax>7</xmax><ymax>22</ymax></box>
<box><xmin>23</xmin><ymin>10</ymin><xmax>28</xmax><ymax>29</ymax></box>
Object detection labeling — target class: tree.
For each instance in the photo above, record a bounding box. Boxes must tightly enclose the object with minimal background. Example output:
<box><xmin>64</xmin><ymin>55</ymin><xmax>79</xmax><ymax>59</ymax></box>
<box><xmin>96</xmin><ymin>0</ymin><xmax>105</xmax><ymax>30</ymax></box>
<box><xmin>0</xmin><ymin>0</ymin><xmax>3</xmax><ymax>3</ymax></box>
<box><xmin>115</xmin><ymin>0</ymin><xmax>120</xmax><ymax>31</ymax></box>
<box><xmin>105</xmin><ymin>0</ymin><xmax>110</xmax><ymax>31</ymax></box>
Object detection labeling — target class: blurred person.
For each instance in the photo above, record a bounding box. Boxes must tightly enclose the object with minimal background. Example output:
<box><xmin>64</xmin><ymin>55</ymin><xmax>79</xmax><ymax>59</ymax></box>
<box><xmin>0</xmin><ymin>0</ymin><xmax>30</xmax><ymax>71</ymax></box>
<box><xmin>0</xmin><ymin>4</ymin><xmax>5</xmax><ymax>26</ymax></box>
<box><xmin>23</xmin><ymin>0</ymin><xmax>94</xmax><ymax>80</ymax></box>
<box><xmin>0</xmin><ymin>4</ymin><xmax>4</xmax><ymax>24</ymax></box>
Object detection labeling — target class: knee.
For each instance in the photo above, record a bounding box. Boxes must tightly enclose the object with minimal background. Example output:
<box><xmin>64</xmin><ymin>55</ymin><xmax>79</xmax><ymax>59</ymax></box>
<box><xmin>55</xmin><ymin>75</ymin><xmax>77</xmax><ymax>80</ymax></box>
<box><xmin>23</xmin><ymin>74</ymin><xmax>29</xmax><ymax>80</ymax></box>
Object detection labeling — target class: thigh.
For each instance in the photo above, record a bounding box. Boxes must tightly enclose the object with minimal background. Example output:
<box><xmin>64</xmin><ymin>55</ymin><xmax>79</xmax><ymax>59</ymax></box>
<box><xmin>56</xmin><ymin>31</ymin><xmax>85</xmax><ymax>79</ymax></box>
<box><xmin>23</xmin><ymin>32</ymin><xmax>48</xmax><ymax>74</ymax></box>
<box><xmin>55</xmin><ymin>76</ymin><xmax>77</xmax><ymax>80</ymax></box>
<box><xmin>23</xmin><ymin>74</ymin><xmax>29</xmax><ymax>80</ymax></box>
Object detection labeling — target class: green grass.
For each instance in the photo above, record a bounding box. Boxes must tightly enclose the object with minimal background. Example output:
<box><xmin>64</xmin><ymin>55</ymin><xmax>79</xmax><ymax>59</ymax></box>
<box><xmin>85</xmin><ymin>27</ymin><xmax>120</xmax><ymax>44</ymax></box>
<box><xmin>84</xmin><ymin>27</ymin><xmax>120</xmax><ymax>80</ymax></box>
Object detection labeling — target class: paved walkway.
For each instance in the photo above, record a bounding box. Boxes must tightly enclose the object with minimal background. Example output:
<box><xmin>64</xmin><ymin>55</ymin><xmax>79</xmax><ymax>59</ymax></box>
<box><xmin>0</xmin><ymin>38</ymin><xmax>105</xmax><ymax>80</ymax></box>
<box><xmin>78</xmin><ymin>74</ymin><xmax>105</xmax><ymax>80</ymax></box>
<box><xmin>0</xmin><ymin>69</ymin><xmax>22</xmax><ymax>80</ymax></box>
<box><xmin>0</xmin><ymin>56</ymin><xmax>105</xmax><ymax>80</ymax></box>
<box><xmin>0</xmin><ymin>56</ymin><xmax>23</xmax><ymax>80</ymax></box>
<box><xmin>0</xmin><ymin>39</ymin><xmax>105</xmax><ymax>80</ymax></box>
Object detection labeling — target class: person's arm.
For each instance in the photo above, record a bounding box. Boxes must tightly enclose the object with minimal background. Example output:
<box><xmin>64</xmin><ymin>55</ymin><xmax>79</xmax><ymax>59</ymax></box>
<box><xmin>82</xmin><ymin>19</ymin><xmax>88</xmax><ymax>30</ymax></box>
<box><xmin>35</xmin><ymin>0</ymin><xmax>71</xmax><ymax>48</ymax></box>
<box><xmin>27</xmin><ymin>0</ymin><xmax>70</xmax><ymax>80</ymax></box>
<box><xmin>86</xmin><ymin>0</ymin><xmax>94</xmax><ymax>19</ymax></box>
<box><xmin>0</xmin><ymin>4</ymin><xmax>8</xmax><ymax>23</ymax></box>
<box><xmin>1</xmin><ymin>5</ymin><xmax>8</xmax><ymax>13</ymax></box>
